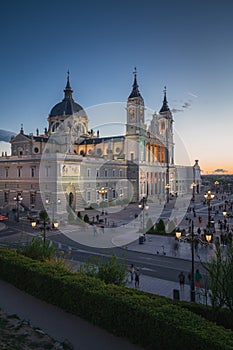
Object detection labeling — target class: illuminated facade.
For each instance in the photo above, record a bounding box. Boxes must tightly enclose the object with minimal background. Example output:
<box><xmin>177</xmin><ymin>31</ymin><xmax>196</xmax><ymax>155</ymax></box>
<box><xmin>0</xmin><ymin>71</ymin><xmax>201</xmax><ymax>218</ymax></box>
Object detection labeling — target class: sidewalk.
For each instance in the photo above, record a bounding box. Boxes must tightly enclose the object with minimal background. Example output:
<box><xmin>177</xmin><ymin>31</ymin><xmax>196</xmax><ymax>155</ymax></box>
<box><xmin>0</xmin><ymin>280</ymin><xmax>144</xmax><ymax>350</ymax></box>
<box><xmin>125</xmin><ymin>233</ymin><xmax>217</xmax><ymax>262</ymax></box>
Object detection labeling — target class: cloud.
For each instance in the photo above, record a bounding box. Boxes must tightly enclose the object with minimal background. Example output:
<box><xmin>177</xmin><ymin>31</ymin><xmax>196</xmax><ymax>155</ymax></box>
<box><xmin>213</xmin><ymin>169</ymin><xmax>228</xmax><ymax>173</ymax></box>
<box><xmin>171</xmin><ymin>99</ymin><xmax>192</xmax><ymax>114</ymax></box>
<box><xmin>188</xmin><ymin>92</ymin><xmax>198</xmax><ymax>98</ymax></box>
<box><xmin>182</xmin><ymin>102</ymin><xmax>191</xmax><ymax>109</ymax></box>
<box><xmin>171</xmin><ymin>108</ymin><xmax>184</xmax><ymax>114</ymax></box>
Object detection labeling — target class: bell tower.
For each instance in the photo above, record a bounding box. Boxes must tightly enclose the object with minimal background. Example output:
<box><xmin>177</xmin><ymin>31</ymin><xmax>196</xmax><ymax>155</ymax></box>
<box><xmin>126</xmin><ymin>68</ymin><xmax>145</xmax><ymax>136</ymax></box>
<box><xmin>158</xmin><ymin>86</ymin><xmax>174</xmax><ymax>165</ymax></box>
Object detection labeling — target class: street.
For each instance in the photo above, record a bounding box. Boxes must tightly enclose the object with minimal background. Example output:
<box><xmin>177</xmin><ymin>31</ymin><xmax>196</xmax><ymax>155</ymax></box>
<box><xmin>0</xmin><ymin>191</ymin><xmax>232</xmax><ymax>288</ymax></box>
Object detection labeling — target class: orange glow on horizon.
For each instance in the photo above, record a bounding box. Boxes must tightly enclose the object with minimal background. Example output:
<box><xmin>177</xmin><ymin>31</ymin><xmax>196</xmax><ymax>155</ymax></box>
<box><xmin>201</xmin><ymin>166</ymin><xmax>233</xmax><ymax>175</ymax></box>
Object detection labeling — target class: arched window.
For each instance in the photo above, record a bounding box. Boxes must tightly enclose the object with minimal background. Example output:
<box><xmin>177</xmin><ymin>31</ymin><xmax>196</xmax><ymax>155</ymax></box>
<box><xmin>68</xmin><ymin>192</ymin><xmax>74</xmax><ymax>208</ymax></box>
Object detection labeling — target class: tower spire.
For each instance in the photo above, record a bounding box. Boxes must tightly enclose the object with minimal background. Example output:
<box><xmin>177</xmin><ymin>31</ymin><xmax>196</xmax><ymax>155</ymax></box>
<box><xmin>159</xmin><ymin>86</ymin><xmax>170</xmax><ymax>113</ymax></box>
<box><xmin>128</xmin><ymin>67</ymin><xmax>142</xmax><ymax>99</ymax></box>
<box><xmin>63</xmin><ymin>70</ymin><xmax>73</xmax><ymax>100</ymax></box>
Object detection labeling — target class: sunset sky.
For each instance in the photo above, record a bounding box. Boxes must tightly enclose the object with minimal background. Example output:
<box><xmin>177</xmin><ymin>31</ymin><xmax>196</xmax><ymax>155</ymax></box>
<box><xmin>0</xmin><ymin>0</ymin><xmax>233</xmax><ymax>174</ymax></box>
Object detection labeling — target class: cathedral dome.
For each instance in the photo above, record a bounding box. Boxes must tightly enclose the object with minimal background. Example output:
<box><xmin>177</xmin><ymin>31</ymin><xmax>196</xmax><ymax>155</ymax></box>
<box><xmin>49</xmin><ymin>72</ymin><xmax>86</xmax><ymax>118</ymax></box>
<box><xmin>49</xmin><ymin>99</ymin><xmax>84</xmax><ymax>117</ymax></box>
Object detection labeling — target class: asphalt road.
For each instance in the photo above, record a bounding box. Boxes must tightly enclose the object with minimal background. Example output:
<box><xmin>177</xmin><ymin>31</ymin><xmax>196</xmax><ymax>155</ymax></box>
<box><xmin>0</xmin><ymin>219</ymin><xmax>202</xmax><ymax>285</ymax></box>
<box><xmin>1</xmin><ymin>193</ymin><xmax>231</xmax><ymax>285</ymax></box>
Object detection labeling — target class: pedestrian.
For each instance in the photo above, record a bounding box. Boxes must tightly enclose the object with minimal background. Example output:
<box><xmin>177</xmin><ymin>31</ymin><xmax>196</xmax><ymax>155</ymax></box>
<box><xmin>194</xmin><ymin>269</ymin><xmax>202</xmax><ymax>289</ymax></box>
<box><xmin>178</xmin><ymin>271</ymin><xmax>185</xmax><ymax>291</ymax></box>
<box><xmin>188</xmin><ymin>271</ymin><xmax>192</xmax><ymax>290</ymax></box>
<box><xmin>135</xmin><ymin>268</ymin><xmax>140</xmax><ymax>288</ymax></box>
<box><xmin>129</xmin><ymin>264</ymin><xmax>135</xmax><ymax>283</ymax></box>
<box><xmin>93</xmin><ymin>224</ymin><xmax>97</xmax><ymax>236</ymax></box>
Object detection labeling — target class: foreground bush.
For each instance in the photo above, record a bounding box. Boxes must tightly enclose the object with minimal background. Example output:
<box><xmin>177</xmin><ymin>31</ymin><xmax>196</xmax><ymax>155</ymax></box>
<box><xmin>17</xmin><ymin>237</ymin><xmax>56</xmax><ymax>261</ymax></box>
<box><xmin>0</xmin><ymin>248</ymin><xmax>232</xmax><ymax>350</ymax></box>
<box><xmin>79</xmin><ymin>254</ymin><xmax>128</xmax><ymax>286</ymax></box>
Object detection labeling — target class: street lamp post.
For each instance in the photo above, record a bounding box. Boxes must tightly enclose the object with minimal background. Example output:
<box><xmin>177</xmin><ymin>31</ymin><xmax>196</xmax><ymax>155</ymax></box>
<box><xmin>98</xmin><ymin>187</ymin><xmax>108</xmax><ymax>199</ymax></box>
<box><xmin>13</xmin><ymin>194</ymin><xmax>23</xmax><ymax>222</ymax></box>
<box><xmin>214</xmin><ymin>181</ymin><xmax>219</xmax><ymax>193</ymax></box>
<box><xmin>165</xmin><ymin>184</ymin><xmax>170</xmax><ymax>204</ymax></box>
<box><xmin>204</xmin><ymin>190</ymin><xmax>215</xmax><ymax>233</ymax></box>
<box><xmin>191</xmin><ymin>182</ymin><xmax>196</xmax><ymax>201</ymax></box>
<box><xmin>98</xmin><ymin>187</ymin><xmax>108</xmax><ymax>213</ymax></box>
<box><xmin>138</xmin><ymin>197</ymin><xmax>149</xmax><ymax>236</ymax></box>
<box><xmin>176</xmin><ymin>222</ymin><xmax>211</xmax><ymax>303</ymax></box>
<box><xmin>45</xmin><ymin>198</ymin><xmax>61</xmax><ymax>227</ymax></box>
<box><xmin>31</xmin><ymin>215</ymin><xmax>58</xmax><ymax>247</ymax></box>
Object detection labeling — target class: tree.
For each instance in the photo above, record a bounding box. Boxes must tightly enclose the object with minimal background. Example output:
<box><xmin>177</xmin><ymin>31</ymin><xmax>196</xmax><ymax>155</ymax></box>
<box><xmin>203</xmin><ymin>244</ymin><xmax>233</xmax><ymax>312</ymax></box>
<box><xmin>97</xmin><ymin>254</ymin><xmax>127</xmax><ymax>286</ymax></box>
<box><xmin>155</xmin><ymin>219</ymin><xmax>166</xmax><ymax>234</ymax></box>
<box><xmin>18</xmin><ymin>237</ymin><xmax>55</xmax><ymax>261</ymax></box>
<box><xmin>77</xmin><ymin>211</ymin><xmax>82</xmax><ymax>220</ymax></box>
<box><xmin>78</xmin><ymin>254</ymin><xmax>128</xmax><ymax>286</ymax></box>
<box><xmin>84</xmin><ymin>214</ymin><xmax>90</xmax><ymax>223</ymax></box>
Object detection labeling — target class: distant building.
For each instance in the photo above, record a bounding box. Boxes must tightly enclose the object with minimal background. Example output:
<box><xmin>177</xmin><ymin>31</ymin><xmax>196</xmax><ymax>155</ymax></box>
<box><xmin>0</xmin><ymin>70</ymin><xmax>201</xmax><ymax>219</ymax></box>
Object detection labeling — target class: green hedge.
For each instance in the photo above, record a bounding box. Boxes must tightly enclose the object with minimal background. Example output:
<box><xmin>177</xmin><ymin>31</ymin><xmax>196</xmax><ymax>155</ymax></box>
<box><xmin>173</xmin><ymin>299</ymin><xmax>233</xmax><ymax>331</ymax></box>
<box><xmin>0</xmin><ymin>248</ymin><xmax>233</xmax><ymax>350</ymax></box>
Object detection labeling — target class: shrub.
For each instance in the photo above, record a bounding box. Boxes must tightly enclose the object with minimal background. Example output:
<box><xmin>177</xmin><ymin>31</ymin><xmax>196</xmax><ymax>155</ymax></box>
<box><xmin>17</xmin><ymin>237</ymin><xmax>56</xmax><ymax>261</ymax></box>
<box><xmin>97</xmin><ymin>254</ymin><xmax>127</xmax><ymax>286</ymax></box>
<box><xmin>77</xmin><ymin>211</ymin><xmax>82</xmax><ymax>220</ymax></box>
<box><xmin>78</xmin><ymin>254</ymin><xmax>127</xmax><ymax>286</ymax></box>
<box><xmin>83</xmin><ymin>214</ymin><xmax>89</xmax><ymax>223</ymax></box>
<box><xmin>0</xmin><ymin>248</ymin><xmax>232</xmax><ymax>350</ymax></box>
<box><xmin>155</xmin><ymin>219</ymin><xmax>166</xmax><ymax>233</ymax></box>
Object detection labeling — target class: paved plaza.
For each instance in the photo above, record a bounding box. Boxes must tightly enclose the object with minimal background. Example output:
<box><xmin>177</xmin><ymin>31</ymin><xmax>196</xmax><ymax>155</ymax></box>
<box><xmin>0</xmin><ymin>191</ymin><xmax>232</xmax><ymax>348</ymax></box>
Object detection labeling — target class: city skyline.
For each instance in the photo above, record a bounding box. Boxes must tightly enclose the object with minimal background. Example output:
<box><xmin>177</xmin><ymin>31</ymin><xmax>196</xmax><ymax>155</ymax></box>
<box><xmin>0</xmin><ymin>0</ymin><xmax>233</xmax><ymax>174</ymax></box>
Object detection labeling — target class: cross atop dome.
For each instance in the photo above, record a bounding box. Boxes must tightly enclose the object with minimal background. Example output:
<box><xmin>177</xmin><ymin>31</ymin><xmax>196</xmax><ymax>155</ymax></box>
<box><xmin>64</xmin><ymin>70</ymin><xmax>73</xmax><ymax>100</ymax></box>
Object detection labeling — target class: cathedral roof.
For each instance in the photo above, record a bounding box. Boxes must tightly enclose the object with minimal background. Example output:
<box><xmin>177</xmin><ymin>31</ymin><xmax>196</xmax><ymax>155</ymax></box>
<box><xmin>159</xmin><ymin>86</ymin><xmax>170</xmax><ymax>113</ymax></box>
<box><xmin>49</xmin><ymin>72</ymin><xmax>85</xmax><ymax>118</ymax></box>
<box><xmin>128</xmin><ymin>68</ymin><xmax>143</xmax><ymax>99</ymax></box>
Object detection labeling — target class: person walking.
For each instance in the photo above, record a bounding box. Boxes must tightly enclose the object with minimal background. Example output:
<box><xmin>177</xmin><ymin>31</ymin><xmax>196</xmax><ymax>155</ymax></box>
<box><xmin>178</xmin><ymin>271</ymin><xmax>185</xmax><ymax>291</ymax></box>
<box><xmin>194</xmin><ymin>269</ymin><xmax>202</xmax><ymax>289</ymax></box>
<box><xmin>129</xmin><ymin>264</ymin><xmax>135</xmax><ymax>283</ymax></box>
<box><xmin>93</xmin><ymin>224</ymin><xmax>97</xmax><ymax>236</ymax></box>
<box><xmin>134</xmin><ymin>268</ymin><xmax>140</xmax><ymax>288</ymax></box>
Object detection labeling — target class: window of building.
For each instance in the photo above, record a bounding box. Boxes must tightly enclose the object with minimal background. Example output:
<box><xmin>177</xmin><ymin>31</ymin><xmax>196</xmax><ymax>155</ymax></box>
<box><xmin>112</xmin><ymin>169</ymin><xmax>115</xmax><ymax>177</ymax></box>
<box><xmin>5</xmin><ymin>167</ymin><xmax>9</xmax><ymax>178</ymax></box>
<box><xmin>119</xmin><ymin>169</ymin><xmax>123</xmax><ymax>177</ymax></box>
<box><xmin>96</xmin><ymin>169</ymin><xmax>99</xmax><ymax>177</ymax></box>
<box><xmin>34</xmin><ymin>147</ymin><xmax>39</xmax><ymax>154</ymax></box>
<box><xmin>45</xmin><ymin>167</ymin><xmax>50</xmax><ymax>177</ymax></box>
<box><xmin>130</xmin><ymin>153</ymin><xmax>134</xmax><ymax>161</ymax></box>
<box><xmin>104</xmin><ymin>169</ymin><xmax>108</xmax><ymax>177</ymax></box>
<box><xmin>17</xmin><ymin>167</ymin><xmax>22</xmax><ymax>177</ymax></box>
<box><xmin>87</xmin><ymin>192</ymin><xmax>91</xmax><ymax>201</ymax></box>
<box><xmin>87</xmin><ymin>168</ymin><xmax>90</xmax><ymax>177</ymax></box>
<box><xmin>30</xmin><ymin>192</ymin><xmax>36</xmax><ymax>205</ymax></box>
<box><xmin>31</xmin><ymin>167</ymin><xmax>35</xmax><ymax>177</ymax></box>
<box><xmin>112</xmin><ymin>189</ymin><xmax>116</xmax><ymax>199</ymax></box>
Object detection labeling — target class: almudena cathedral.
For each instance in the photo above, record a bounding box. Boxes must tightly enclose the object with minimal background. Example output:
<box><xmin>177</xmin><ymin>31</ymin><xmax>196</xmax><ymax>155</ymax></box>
<box><xmin>0</xmin><ymin>70</ymin><xmax>201</xmax><ymax>220</ymax></box>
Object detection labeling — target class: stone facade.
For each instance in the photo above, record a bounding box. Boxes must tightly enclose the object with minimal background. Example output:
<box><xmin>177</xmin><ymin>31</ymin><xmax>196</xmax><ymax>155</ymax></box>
<box><xmin>0</xmin><ymin>71</ymin><xmax>201</xmax><ymax>220</ymax></box>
